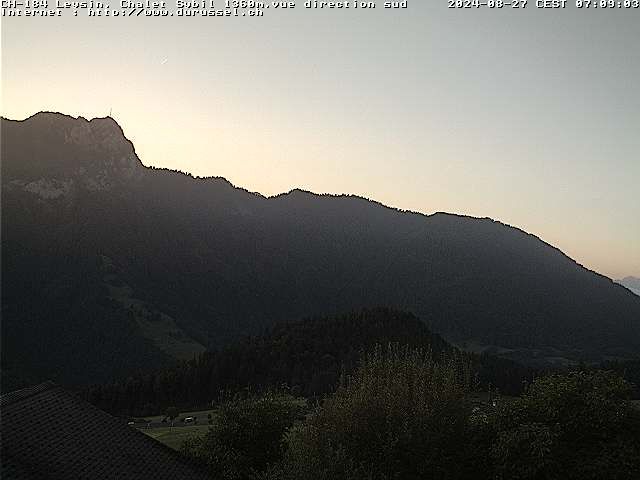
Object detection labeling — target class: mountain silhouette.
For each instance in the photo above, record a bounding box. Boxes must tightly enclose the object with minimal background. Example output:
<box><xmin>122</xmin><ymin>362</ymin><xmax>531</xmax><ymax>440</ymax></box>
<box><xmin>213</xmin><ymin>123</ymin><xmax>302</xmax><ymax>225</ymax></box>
<box><xmin>2</xmin><ymin>112</ymin><xmax>639</xmax><ymax>387</ymax></box>
<box><xmin>618</xmin><ymin>277</ymin><xmax>640</xmax><ymax>296</ymax></box>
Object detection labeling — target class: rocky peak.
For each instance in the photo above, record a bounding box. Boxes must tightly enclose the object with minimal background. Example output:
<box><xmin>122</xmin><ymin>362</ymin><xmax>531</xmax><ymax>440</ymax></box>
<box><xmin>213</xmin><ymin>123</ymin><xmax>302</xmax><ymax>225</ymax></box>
<box><xmin>2</xmin><ymin>112</ymin><xmax>146</xmax><ymax>197</ymax></box>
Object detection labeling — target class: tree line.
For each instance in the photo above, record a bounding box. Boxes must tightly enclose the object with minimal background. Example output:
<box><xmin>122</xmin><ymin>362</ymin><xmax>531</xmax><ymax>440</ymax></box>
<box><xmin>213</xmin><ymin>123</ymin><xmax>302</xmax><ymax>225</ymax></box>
<box><xmin>84</xmin><ymin>308</ymin><xmax>535</xmax><ymax>416</ymax></box>
<box><xmin>182</xmin><ymin>344</ymin><xmax>640</xmax><ymax>480</ymax></box>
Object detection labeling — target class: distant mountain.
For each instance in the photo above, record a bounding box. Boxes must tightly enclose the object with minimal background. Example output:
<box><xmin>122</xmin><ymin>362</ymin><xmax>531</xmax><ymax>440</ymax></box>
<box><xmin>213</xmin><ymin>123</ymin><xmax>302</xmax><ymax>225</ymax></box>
<box><xmin>3</xmin><ymin>112</ymin><xmax>640</xmax><ymax>387</ymax></box>
<box><xmin>618</xmin><ymin>277</ymin><xmax>640</xmax><ymax>296</ymax></box>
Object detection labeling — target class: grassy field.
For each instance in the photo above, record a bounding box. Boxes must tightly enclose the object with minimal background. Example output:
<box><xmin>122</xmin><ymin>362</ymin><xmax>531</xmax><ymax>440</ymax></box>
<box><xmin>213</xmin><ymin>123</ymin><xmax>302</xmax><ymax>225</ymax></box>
<box><xmin>136</xmin><ymin>407</ymin><xmax>218</xmax><ymax>450</ymax></box>
<box><xmin>141</xmin><ymin>408</ymin><xmax>218</xmax><ymax>424</ymax></box>
<box><xmin>141</xmin><ymin>424</ymin><xmax>211</xmax><ymax>450</ymax></box>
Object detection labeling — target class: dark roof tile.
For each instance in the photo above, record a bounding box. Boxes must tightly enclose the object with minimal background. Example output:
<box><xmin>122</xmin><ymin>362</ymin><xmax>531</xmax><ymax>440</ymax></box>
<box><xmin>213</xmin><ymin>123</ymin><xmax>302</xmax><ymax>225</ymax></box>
<box><xmin>1</xmin><ymin>382</ymin><xmax>211</xmax><ymax>480</ymax></box>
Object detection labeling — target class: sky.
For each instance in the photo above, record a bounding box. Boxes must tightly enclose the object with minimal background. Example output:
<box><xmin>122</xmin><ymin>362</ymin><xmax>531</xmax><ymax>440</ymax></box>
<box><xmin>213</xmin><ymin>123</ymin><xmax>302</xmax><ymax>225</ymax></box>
<box><xmin>1</xmin><ymin>4</ymin><xmax>638</xmax><ymax>279</ymax></box>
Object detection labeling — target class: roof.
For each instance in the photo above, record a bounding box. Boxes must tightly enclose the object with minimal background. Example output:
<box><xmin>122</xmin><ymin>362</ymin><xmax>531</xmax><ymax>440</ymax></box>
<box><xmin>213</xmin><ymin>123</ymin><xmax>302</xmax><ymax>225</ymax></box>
<box><xmin>0</xmin><ymin>382</ymin><xmax>211</xmax><ymax>480</ymax></box>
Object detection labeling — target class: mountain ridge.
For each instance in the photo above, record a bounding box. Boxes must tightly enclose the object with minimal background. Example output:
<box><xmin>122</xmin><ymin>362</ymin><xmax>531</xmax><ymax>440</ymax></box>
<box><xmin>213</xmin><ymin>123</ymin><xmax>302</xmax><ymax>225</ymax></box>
<box><xmin>0</xmin><ymin>111</ymin><xmax>622</xmax><ymax>284</ymax></box>
<box><xmin>3</xmin><ymin>111</ymin><xmax>639</xmax><ymax>387</ymax></box>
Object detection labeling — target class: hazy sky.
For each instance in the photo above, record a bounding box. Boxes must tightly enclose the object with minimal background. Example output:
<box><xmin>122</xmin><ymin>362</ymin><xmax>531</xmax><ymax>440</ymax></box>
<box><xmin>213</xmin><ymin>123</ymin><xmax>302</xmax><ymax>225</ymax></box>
<box><xmin>1</xmin><ymin>5</ymin><xmax>638</xmax><ymax>279</ymax></box>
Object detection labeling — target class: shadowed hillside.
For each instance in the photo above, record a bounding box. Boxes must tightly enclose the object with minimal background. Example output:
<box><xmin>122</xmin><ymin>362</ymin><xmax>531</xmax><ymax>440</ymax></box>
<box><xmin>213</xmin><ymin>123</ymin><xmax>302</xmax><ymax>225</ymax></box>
<box><xmin>86</xmin><ymin>308</ymin><xmax>534</xmax><ymax>416</ymax></box>
<box><xmin>2</xmin><ymin>112</ymin><xmax>640</xmax><ymax>387</ymax></box>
